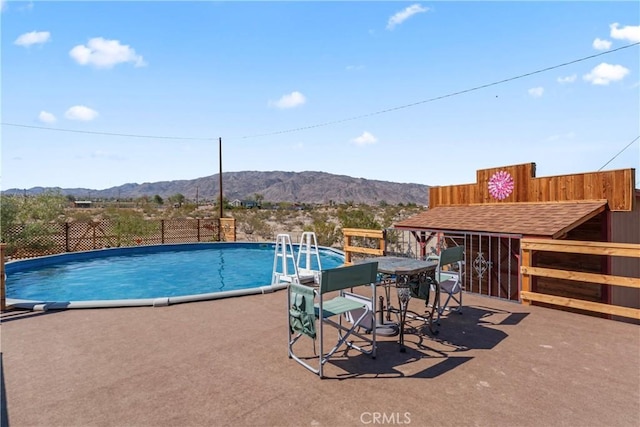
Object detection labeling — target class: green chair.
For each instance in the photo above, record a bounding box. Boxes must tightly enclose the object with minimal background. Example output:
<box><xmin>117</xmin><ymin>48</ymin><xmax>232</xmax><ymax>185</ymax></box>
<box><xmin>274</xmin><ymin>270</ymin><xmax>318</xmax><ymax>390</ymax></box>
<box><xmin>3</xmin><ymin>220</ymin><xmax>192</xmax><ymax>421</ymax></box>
<box><xmin>287</xmin><ymin>262</ymin><xmax>378</xmax><ymax>378</ymax></box>
<box><xmin>431</xmin><ymin>246</ymin><xmax>465</xmax><ymax>323</ymax></box>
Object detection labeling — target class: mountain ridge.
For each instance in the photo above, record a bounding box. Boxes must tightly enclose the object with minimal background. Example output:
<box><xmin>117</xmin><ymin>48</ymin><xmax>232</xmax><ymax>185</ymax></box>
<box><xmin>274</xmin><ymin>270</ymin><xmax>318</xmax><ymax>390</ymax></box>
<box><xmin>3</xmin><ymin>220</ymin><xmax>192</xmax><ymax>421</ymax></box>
<box><xmin>3</xmin><ymin>171</ymin><xmax>430</xmax><ymax>205</ymax></box>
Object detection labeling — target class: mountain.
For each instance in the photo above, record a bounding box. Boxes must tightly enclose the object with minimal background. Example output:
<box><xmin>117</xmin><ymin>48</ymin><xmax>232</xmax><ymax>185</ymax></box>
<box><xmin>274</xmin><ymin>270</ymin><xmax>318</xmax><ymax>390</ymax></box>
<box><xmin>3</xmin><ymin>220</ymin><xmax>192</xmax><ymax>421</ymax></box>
<box><xmin>2</xmin><ymin>171</ymin><xmax>430</xmax><ymax>205</ymax></box>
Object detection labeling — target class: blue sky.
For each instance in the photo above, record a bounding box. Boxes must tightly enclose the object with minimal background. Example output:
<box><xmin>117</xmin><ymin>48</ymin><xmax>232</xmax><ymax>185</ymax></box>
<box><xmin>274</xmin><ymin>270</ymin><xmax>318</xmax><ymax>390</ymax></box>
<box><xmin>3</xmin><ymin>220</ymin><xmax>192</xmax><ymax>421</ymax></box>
<box><xmin>2</xmin><ymin>1</ymin><xmax>639</xmax><ymax>192</ymax></box>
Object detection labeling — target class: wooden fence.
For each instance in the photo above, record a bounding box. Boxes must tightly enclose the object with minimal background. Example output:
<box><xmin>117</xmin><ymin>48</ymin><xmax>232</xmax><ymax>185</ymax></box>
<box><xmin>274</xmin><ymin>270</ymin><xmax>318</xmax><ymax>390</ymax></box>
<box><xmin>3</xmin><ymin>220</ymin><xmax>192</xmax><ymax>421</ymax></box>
<box><xmin>521</xmin><ymin>238</ymin><xmax>640</xmax><ymax>320</ymax></box>
<box><xmin>342</xmin><ymin>228</ymin><xmax>385</xmax><ymax>264</ymax></box>
<box><xmin>3</xmin><ymin>218</ymin><xmax>236</xmax><ymax>260</ymax></box>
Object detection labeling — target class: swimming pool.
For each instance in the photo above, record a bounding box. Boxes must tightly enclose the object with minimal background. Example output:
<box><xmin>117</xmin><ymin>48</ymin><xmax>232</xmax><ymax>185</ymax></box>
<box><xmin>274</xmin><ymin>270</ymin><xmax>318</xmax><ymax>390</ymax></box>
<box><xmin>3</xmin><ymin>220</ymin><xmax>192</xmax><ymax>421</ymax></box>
<box><xmin>5</xmin><ymin>242</ymin><xmax>345</xmax><ymax>310</ymax></box>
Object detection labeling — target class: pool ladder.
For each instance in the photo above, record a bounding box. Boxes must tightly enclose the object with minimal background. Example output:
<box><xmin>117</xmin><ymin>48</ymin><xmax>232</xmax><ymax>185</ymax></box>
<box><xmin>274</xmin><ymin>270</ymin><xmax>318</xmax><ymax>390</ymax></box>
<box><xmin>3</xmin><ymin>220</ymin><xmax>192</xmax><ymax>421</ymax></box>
<box><xmin>296</xmin><ymin>231</ymin><xmax>322</xmax><ymax>284</ymax></box>
<box><xmin>272</xmin><ymin>232</ymin><xmax>322</xmax><ymax>286</ymax></box>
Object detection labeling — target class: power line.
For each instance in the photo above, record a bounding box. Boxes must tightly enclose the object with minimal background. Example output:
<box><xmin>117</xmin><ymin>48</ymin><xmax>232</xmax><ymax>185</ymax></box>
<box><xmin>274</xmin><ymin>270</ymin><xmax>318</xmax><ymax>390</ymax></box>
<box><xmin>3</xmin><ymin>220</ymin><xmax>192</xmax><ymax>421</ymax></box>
<box><xmin>0</xmin><ymin>123</ymin><xmax>216</xmax><ymax>141</ymax></box>
<box><xmin>233</xmin><ymin>42</ymin><xmax>640</xmax><ymax>139</ymax></box>
<box><xmin>1</xmin><ymin>42</ymin><xmax>638</xmax><ymax>141</ymax></box>
<box><xmin>598</xmin><ymin>135</ymin><xmax>640</xmax><ymax>171</ymax></box>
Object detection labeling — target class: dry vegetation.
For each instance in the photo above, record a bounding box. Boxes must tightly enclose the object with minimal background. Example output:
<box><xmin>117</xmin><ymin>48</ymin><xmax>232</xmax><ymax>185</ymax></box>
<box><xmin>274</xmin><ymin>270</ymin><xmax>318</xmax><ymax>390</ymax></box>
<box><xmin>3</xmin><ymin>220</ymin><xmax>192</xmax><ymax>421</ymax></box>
<box><xmin>66</xmin><ymin>203</ymin><xmax>426</xmax><ymax>247</ymax></box>
<box><xmin>1</xmin><ymin>191</ymin><xmax>426</xmax><ymax>255</ymax></box>
<box><xmin>228</xmin><ymin>204</ymin><xmax>425</xmax><ymax>247</ymax></box>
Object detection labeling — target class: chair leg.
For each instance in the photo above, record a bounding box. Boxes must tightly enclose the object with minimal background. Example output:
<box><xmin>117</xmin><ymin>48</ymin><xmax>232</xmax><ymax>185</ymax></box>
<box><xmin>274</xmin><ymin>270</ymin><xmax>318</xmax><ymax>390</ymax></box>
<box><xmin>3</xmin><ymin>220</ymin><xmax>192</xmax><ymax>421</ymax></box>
<box><xmin>429</xmin><ymin>290</ymin><xmax>463</xmax><ymax>324</ymax></box>
<box><xmin>323</xmin><ymin>309</ymin><xmax>376</xmax><ymax>359</ymax></box>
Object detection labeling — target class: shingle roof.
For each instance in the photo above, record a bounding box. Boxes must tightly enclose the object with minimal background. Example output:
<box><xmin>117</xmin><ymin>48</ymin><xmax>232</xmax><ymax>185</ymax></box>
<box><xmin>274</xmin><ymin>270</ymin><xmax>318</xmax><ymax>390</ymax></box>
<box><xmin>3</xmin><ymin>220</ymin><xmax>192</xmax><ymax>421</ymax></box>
<box><xmin>394</xmin><ymin>200</ymin><xmax>607</xmax><ymax>238</ymax></box>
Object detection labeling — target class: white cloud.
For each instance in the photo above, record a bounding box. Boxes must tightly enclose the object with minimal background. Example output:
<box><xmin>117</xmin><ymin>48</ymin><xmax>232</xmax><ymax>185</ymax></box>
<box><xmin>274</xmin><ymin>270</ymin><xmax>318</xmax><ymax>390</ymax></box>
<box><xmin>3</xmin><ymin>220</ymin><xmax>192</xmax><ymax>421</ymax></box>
<box><xmin>351</xmin><ymin>131</ymin><xmax>377</xmax><ymax>146</ymax></box>
<box><xmin>38</xmin><ymin>111</ymin><xmax>56</xmax><ymax>123</ymax></box>
<box><xmin>528</xmin><ymin>87</ymin><xmax>544</xmax><ymax>98</ymax></box>
<box><xmin>592</xmin><ymin>38</ymin><xmax>611</xmax><ymax>50</ymax></box>
<box><xmin>387</xmin><ymin>4</ymin><xmax>429</xmax><ymax>30</ymax></box>
<box><xmin>69</xmin><ymin>37</ymin><xmax>146</xmax><ymax>69</ymax></box>
<box><xmin>346</xmin><ymin>64</ymin><xmax>365</xmax><ymax>71</ymax></box>
<box><xmin>269</xmin><ymin>91</ymin><xmax>306</xmax><ymax>109</ymax></box>
<box><xmin>583</xmin><ymin>63</ymin><xmax>630</xmax><ymax>85</ymax></box>
<box><xmin>14</xmin><ymin>30</ymin><xmax>50</xmax><ymax>47</ymax></box>
<box><xmin>610</xmin><ymin>23</ymin><xmax>640</xmax><ymax>43</ymax></box>
<box><xmin>557</xmin><ymin>74</ymin><xmax>577</xmax><ymax>84</ymax></box>
<box><xmin>1</xmin><ymin>0</ymin><xmax>7</xmax><ymax>12</ymax></box>
<box><xmin>65</xmin><ymin>105</ymin><xmax>99</xmax><ymax>121</ymax></box>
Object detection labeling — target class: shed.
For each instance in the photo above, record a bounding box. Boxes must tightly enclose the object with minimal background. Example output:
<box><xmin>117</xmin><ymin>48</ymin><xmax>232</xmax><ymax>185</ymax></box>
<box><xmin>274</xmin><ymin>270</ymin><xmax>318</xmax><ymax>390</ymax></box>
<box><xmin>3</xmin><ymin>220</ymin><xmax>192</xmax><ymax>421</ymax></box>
<box><xmin>393</xmin><ymin>163</ymin><xmax>638</xmax><ymax>317</ymax></box>
<box><xmin>73</xmin><ymin>200</ymin><xmax>92</xmax><ymax>208</ymax></box>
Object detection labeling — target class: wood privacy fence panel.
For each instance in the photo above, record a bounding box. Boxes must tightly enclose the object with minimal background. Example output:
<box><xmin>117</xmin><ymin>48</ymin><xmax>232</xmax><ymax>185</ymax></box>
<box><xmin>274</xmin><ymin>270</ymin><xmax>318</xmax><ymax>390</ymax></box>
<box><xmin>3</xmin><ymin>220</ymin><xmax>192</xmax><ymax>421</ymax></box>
<box><xmin>429</xmin><ymin>163</ymin><xmax>635</xmax><ymax>211</ymax></box>
<box><xmin>3</xmin><ymin>218</ymin><xmax>232</xmax><ymax>260</ymax></box>
<box><xmin>521</xmin><ymin>238</ymin><xmax>640</xmax><ymax>320</ymax></box>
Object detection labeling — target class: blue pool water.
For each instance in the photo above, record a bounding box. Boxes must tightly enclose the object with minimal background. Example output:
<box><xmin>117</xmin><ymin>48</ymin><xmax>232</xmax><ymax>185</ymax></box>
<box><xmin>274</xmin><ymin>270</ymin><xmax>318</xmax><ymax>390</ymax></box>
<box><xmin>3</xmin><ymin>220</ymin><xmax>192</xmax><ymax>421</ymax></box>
<box><xmin>5</xmin><ymin>243</ymin><xmax>344</xmax><ymax>304</ymax></box>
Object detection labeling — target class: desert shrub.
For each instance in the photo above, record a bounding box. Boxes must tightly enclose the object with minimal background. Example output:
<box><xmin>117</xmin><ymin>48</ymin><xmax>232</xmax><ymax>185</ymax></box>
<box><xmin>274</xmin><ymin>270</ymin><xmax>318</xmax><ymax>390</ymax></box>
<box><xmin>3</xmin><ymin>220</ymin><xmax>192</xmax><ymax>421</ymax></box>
<box><xmin>102</xmin><ymin>208</ymin><xmax>157</xmax><ymax>246</ymax></box>
<box><xmin>335</xmin><ymin>206</ymin><xmax>382</xmax><ymax>249</ymax></box>
<box><xmin>337</xmin><ymin>206</ymin><xmax>381</xmax><ymax>230</ymax></box>
<box><xmin>1</xmin><ymin>191</ymin><xmax>67</xmax><ymax>256</ymax></box>
<box><xmin>304</xmin><ymin>212</ymin><xmax>340</xmax><ymax>247</ymax></box>
<box><xmin>0</xmin><ymin>196</ymin><xmax>20</xmax><ymax>243</ymax></box>
<box><xmin>233</xmin><ymin>210</ymin><xmax>273</xmax><ymax>241</ymax></box>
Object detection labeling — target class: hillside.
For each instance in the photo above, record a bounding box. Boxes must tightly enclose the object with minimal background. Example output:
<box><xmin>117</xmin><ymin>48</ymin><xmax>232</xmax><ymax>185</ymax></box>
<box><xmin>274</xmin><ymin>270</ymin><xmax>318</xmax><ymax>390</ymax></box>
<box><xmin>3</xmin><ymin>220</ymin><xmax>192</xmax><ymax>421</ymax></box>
<box><xmin>3</xmin><ymin>171</ymin><xmax>430</xmax><ymax>206</ymax></box>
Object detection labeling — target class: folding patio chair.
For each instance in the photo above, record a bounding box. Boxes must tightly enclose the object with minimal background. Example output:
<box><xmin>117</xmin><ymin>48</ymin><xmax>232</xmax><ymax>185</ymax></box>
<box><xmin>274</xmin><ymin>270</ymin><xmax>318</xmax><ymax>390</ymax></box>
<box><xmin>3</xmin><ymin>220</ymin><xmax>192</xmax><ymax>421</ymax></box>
<box><xmin>287</xmin><ymin>262</ymin><xmax>378</xmax><ymax>378</ymax></box>
<box><xmin>431</xmin><ymin>246</ymin><xmax>465</xmax><ymax>323</ymax></box>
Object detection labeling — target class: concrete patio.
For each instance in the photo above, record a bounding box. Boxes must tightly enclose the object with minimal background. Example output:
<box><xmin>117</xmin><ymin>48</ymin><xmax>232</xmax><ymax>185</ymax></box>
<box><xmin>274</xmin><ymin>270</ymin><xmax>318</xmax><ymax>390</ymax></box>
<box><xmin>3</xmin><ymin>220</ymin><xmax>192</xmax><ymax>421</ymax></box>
<box><xmin>1</xmin><ymin>291</ymin><xmax>638</xmax><ymax>427</ymax></box>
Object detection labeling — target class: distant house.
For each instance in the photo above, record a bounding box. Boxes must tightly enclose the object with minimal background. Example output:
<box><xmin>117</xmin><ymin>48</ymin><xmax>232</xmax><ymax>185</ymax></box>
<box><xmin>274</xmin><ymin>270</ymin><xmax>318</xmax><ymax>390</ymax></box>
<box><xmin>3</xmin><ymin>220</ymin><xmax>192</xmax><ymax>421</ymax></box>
<box><xmin>231</xmin><ymin>199</ymin><xmax>260</xmax><ymax>209</ymax></box>
<box><xmin>73</xmin><ymin>200</ymin><xmax>92</xmax><ymax>208</ymax></box>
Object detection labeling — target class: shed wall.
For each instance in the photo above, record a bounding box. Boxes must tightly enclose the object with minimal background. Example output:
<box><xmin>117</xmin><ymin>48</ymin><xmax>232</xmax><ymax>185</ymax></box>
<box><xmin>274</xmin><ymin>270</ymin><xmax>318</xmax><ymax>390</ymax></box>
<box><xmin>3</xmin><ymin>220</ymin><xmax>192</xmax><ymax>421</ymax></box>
<box><xmin>429</xmin><ymin>164</ymin><xmax>635</xmax><ymax>211</ymax></box>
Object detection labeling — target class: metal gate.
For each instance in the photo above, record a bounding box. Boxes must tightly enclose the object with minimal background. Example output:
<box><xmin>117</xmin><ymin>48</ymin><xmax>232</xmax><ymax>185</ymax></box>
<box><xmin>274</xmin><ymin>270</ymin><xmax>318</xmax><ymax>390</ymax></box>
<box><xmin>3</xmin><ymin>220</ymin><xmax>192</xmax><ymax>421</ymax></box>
<box><xmin>384</xmin><ymin>228</ymin><xmax>522</xmax><ymax>302</ymax></box>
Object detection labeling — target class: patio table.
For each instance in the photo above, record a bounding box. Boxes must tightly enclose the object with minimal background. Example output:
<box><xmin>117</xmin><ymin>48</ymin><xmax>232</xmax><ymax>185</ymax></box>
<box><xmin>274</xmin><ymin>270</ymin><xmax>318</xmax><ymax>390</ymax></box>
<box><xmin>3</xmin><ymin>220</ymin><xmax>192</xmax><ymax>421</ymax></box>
<box><xmin>359</xmin><ymin>256</ymin><xmax>439</xmax><ymax>352</ymax></box>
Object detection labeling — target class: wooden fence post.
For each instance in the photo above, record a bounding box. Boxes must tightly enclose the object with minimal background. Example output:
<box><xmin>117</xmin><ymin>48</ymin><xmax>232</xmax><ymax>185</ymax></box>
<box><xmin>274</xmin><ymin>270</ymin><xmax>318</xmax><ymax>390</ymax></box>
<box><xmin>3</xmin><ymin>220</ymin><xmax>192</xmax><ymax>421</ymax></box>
<box><xmin>1</xmin><ymin>243</ymin><xmax>6</xmax><ymax>311</ymax></box>
<box><xmin>65</xmin><ymin>222</ymin><xmax>70</xmax><ymax>252</ymax></box>
<box><xmin>219</xmin><ymin>218</ymin><xmax>236</xmax><ymax>242</ymax></box>
<box><xmin>521</xmin><ymin>246</ymin><xmax>531</xmax><ymax>305</ymax></box>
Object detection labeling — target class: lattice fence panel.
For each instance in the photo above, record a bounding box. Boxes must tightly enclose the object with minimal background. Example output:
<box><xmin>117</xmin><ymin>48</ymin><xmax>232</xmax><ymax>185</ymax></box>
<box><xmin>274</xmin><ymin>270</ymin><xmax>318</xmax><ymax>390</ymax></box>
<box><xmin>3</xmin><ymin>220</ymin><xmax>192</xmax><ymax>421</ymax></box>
<box><xmin>3</xmin><ymin>218</ymin><xmax>225</xmax><ymax>259</ymax></box>
<box><xmin>68</xmin><ymin>221</ymin><xmax>117</xmax><ymax>251</ymax></box>
<box><xmin>163</xmin><ymin>219</ymin><xmax>197</xmax><ymax>243</ymax></box>
<box><xmin>200</xmin><ymin>219</ymin><xmax>219</xmax><ymax>242</ymax></box>
<box><xmin>3</xmin><ymin>223</ymin><xmax>67</xmax><ymax>259</ymax></box>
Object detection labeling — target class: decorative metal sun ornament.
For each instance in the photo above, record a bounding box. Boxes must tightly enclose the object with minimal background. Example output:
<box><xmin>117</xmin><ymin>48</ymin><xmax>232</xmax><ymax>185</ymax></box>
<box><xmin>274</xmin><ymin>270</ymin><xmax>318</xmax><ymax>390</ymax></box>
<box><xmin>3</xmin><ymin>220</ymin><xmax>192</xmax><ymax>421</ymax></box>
<box><xmin>488</xmin><ymin>171</ymin><xmax>514</xmax><ymax>200</ymax></box>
